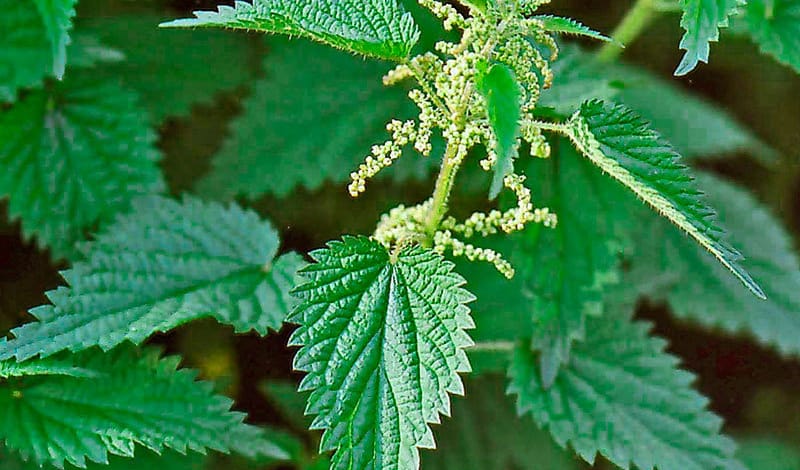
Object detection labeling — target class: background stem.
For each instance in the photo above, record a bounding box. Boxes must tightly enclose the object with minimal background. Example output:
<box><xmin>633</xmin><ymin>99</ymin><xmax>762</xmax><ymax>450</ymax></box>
<box><xmin>597</xmin><ymin>0</ymin><xmax>658</xmax><ymax>62</ymax></box>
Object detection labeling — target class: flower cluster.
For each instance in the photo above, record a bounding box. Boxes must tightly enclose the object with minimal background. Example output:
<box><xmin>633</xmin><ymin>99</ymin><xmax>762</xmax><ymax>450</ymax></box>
<box><xmin>353</xmin><ymin>0</ymin><xmax>569</xmax><ymax>276</ymax></box>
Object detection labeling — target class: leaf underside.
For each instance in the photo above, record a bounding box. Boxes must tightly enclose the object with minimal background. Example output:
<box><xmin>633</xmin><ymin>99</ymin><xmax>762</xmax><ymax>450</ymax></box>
<box><xmin>0</xmin><ymin>195</ymin><xmax>302</xmax><ymax>362</ymax></box>
<box><xmin>675</xmin><ymin>0</ymin><xmax>741</xmax><ymax>75</ymax></box>
<box><xmin>0</xmin><ymin>70</ymin><xmax>164</xmax><ymax>260</ymax></box>
<box><xmin>0</xmin><ymin>346</ymin><xmax>287</xmax><ymax>469</ymax></box>
<box><xmin>288</xmin><ymin>237</ymin><xmax>475</xmax><ymax>470</ymax></box>
<box><xmin>160</xmin><ymin>0</ymin><xmax>420</xmax><ymax>61</ymax></box>
<box><xmin>508</xmin><ymin>311</ymin><xmax>744</xmax><ymax>470</ymax></box>
<box><xmin>566</xmin><ymin>99</ymin><xmax>764</xmax><ymax>299</ymax></box>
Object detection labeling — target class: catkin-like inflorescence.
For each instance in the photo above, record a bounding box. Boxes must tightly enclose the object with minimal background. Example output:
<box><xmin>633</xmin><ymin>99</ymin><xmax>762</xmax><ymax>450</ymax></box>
<box><xmin>355</xmin><ymin>0</ymin><xmax>570</xmax><ymax>277</ymax></box>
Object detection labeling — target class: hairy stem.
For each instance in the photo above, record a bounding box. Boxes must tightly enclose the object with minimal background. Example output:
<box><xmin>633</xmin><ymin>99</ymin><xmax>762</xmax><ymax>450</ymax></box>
<box><xmin>424</xmin><ymin>139</ymin><xmax>461</xmax><ymax>246</ymax></box>
<box><xmin>597</xmin><ymin>0</ymin><xmax>658</xmax><ymax>62</ymax></box>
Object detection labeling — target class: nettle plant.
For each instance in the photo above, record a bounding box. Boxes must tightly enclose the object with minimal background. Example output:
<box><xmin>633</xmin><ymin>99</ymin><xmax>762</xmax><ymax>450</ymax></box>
<box><xmin>2</xmin><ymin>0</ymin><xmax>800</xmax><ymax>469</ymax></box>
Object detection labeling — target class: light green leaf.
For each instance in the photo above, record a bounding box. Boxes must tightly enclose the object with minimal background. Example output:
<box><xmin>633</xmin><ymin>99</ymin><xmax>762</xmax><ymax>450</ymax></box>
<box><xmin>0</xmin><ymin>196</ymin><xmax>303</xmax><ymax>362</ymax></box>
<box><xmin>288</xmin><ymin>237</ymin><xmax>475</xmax><ymax>470</ymax></box>
<box><xmin>509</xmin><ymin>311</ymin><xmax>743</xmax><ymax>470</ymax></box>
<box><xmin>477</xmin><ymin>62</ymin><xmax>521</xmax><ymax>199</ymax></box>
<box><xmin>0</xmin><ymin>346</ymin><xmax>289</xmax><ymax>468</ymax></box>
<box><xmin>80</xmin><ymin>15</ymin><xmax>261</xmax><ymax>121</ymax></box>
<box><xmin>675</xmin><ymin>0</ymin><xmax>741</xmax><ymax>75</ymax></box>
<box><xmin>623</xmin><ymin>173</ymin><xmax>800</xmax><ymax>357</ymax></box>
<box><xmin>737</xmin><ymin>437</ymin><xmax>800</xmax><ymax>470</ymax></box>
<box><xmin>0</xmin><ymin>70</ymin><xmax>164</xmax><ymax>260</ymax></box>
<box><xmin>197</xmin><ymin>39</ymin><xmax>438</xmax><ymax>200</ymax></box>
<box><xmin>32</xmin><ymin>0</ymin><xmax>77</xmax><ymax>79</ymax></box>
<box><xmin>739</xmin><ymin>0</ymin><xmax>800</xmax><ymax>74</ymax></box>
<box><xmin>564</xmin><ymin>100</ymin><xmax>764</xmax><ymax>299</ymax></box>
<box><xmin>160</xmin><ymin>0</ymin><xmax>420</xmax><ymax>61</ymax></box>
<box><xmin>533</xmin><ymin>15</ymin><xmax>615</xmax><ymax>43</ymax></box>
<box><xmin>422</xmin><ymin>377</ymin><xmax>579</xmax><ymax>470</ymax></box>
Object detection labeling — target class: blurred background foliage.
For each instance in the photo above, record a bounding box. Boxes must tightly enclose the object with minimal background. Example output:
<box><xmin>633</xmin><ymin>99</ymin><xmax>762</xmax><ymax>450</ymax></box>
<box><xmin>1</xmin><ymin>0</ymin><xmax>799</xmax><ymax>469</ymax></box>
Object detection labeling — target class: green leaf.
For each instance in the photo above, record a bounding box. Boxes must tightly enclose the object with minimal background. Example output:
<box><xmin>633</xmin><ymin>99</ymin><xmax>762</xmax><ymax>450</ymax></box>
<box><xmin>32</xmin><ymin>0</ymin><xmax>77</xmax><ymax>79</ymax></box>
<box><xmin>565</xmin><ymin>100</ymin><xmax>765</xmax><ymax>299</ymax></box>
<box><xmin>490</xmin><ymin>142</ymin><xmax>631</xmax><ymax>386</ymax></box>
<box><xmin>543</xmin><ymin>46</ymin><xmax>774</xmax><ymax>161</ymax></box>
<box><xmin>508</xmin><ymin>311</ymin><xmax>743</xmax><ymax>470</ymax></box>
<box><xmin>737</xmin><ymin>437</ymin><xmax>800</xmax><ymax>470</ymax></box>
<box><xmin>477</xmin><ymin>62</ymin><xmax>522</xmax><ymax>199</ymax></box>
<box><xmin>80</xmin><ymin>15</ymin><xmax>261</xmax><ymax>121</ymax></box>
<box><xmin>611</xmin><ymin>64</ymin><xmax>776</xmax><ymax>161</ymax></box>
<box><xmin>0</xmin><ymin>346</ymin><xmax>289</xmax><ymax>468</ymax></box>
<box><xmin>675</xmin><ymin>0</ymin><xmax>741</xmax><ymax>75</ymax></box>
<box><xmin>0</xmin><ymin>0</ymin><xmax>56</xmax><ymax>101</ymax></box>
<box><xmin>288</xmin><ymin>237</ymin><xmax>475</xmax><ymax>470</ymax></box>
<box><xmin>0</xmin><ymin>71</ymin><xmax>164</xmax><ymax>260</ymax></box>
<box><xmin>0</xmin><ymin>448</ymin><xmax>208</xmax><ymax>470</ymax></box>
<box><xmin>197</xmin><ymin>39</ymin><xmax>438</xmax><ymax>200</ymax></box>
<box><xmin>422</xmin><ymin>377</ymin><xmax>579</xmax><ymax>470</ymax></box>
<box><xmin>260</xmin><ymin>380</ymin><xmax>313</xmax><ymax>431</ymax></box>
<box><xmin>160</xmin><ymin>0</ymin><xmax>420</xmax><ymax>61</ymax></box>
<box><xmin>0</xmin><ymin>196</ymin><xmax>303</xmax><ymax>362</ymax></box>
<box><xmin>538</xmin><ymin>45</ymin><xmax>622</xmax><ymax>116</ymax></box>
<box><xmin>739</xmin><ymin>0</ymin><xmax>800</xmax><ymax>74</ymax></box>
<box><xmin>623</xmin><ymin>173</ymin><xmax>800</xmax><ymax>357</ymax></box>
<box><xmin>533</xmin><ymin>15</ymin><xmax>615</xmax><ymax>43</ymax></box>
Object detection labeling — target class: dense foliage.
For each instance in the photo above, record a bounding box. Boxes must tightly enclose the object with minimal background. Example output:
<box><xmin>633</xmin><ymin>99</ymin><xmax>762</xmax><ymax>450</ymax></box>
<box><xmin>1</xmin><ymin>0</ymin><xmax>799</xmax><ymax>469</ymax></box>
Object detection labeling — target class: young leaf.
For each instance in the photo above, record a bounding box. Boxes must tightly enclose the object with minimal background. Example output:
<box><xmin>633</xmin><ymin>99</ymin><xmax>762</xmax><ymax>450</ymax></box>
<box><xmin>32</xmin><ymin>0</ymin><xmax>77</xmax><ymax>79</ymax></box>
<box><xmin>739</xmin><ymin>0</ymin><xmax>800</xmax><ymax>74</ymax></box>
<box><xmin>624</xmin><ymin>173</ymin><xmax>800</xmax><ymax>357</ymax></box>
<box><xmin>0</xmin><ymin>0</ymin><xmax>58</xmax><ymax>101</ymax></box>
<box><xmin>197</xmin><ymin>39</ymin><xmax>438</xmax><ymax>200</ymax></box>
<box><xmin>0</xmin><ymin>196</ymin><xmax>303</xmax><ymax>362</ymax></box>
<box><xmin>476</xmin><ymin>62</ymin><xmax>522</xmax><ymax>199</ymax></box>
<box><xmin>160</xmin><ymin>0</ymin><xmax>420</xmax><ymax>61</ymax></box>
<box><xmin>564</xmin><ymin>100</ymin><xmax>765</xmax><ymax>299</ymax></box>
<box><xmin>509</xmin><ymin>311</ymin><xmax>744</xmax><ymax>470</ymax></box>
<box><xmin>80</xmin><ymin>15</ymin><xmax>261</xmax><ymax>122</ymax></box>
<box><xmin>532</xmin><ymin>15</ymin><xmax>615</xmax><ymax>43</ymax></box>
<box><xmin>0</xmin><ymin>71</ymin><xmax>164</xmax><ymax>259</ymax></box>
<box><xmin>675</xmin><ymin>0</ymin><xmax>741</xmax><ymax>75</ymax></box>
<box><xmin>422</xmin><ymin>378</ymin><xmax>579</xmax><ymax>470</ymax></box>
<box><xmin>288</xmin><ymin>237</ymin><xmax>475</xmax><ymax>470</ymax></box>
<box><xmin>0</xmin><ymin>346</ymin><xmax>289</xmax><ymax>468</ymax></box>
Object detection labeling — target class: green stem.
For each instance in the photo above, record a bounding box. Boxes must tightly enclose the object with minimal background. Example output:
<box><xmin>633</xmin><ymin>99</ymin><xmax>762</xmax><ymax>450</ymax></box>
<box><xmin>597</xmin><ymin>0</ymin><xmax>658</xmax><ymax>63</ymax></box>
<box><xmin>424</xmin><ymin>140</ymin><xmax>461</xmax><ymax>246</ymax></box>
